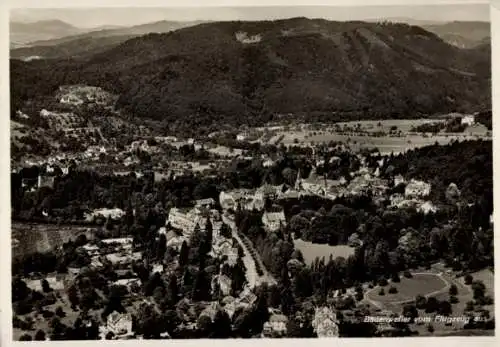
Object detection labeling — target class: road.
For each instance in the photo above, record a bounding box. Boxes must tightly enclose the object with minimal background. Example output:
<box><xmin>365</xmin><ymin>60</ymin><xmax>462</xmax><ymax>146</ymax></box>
<box><xmin>222</xmin><ymin>213</ymin><xmax>276</xmax><ymax>288</ymax></box>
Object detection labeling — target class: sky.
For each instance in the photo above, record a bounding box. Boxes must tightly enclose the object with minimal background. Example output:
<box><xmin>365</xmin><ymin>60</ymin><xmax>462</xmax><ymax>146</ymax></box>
<box><xmin>10</xmin><ymin>4</ymin><xmax>490</xmax><ymax>28</ymax></box>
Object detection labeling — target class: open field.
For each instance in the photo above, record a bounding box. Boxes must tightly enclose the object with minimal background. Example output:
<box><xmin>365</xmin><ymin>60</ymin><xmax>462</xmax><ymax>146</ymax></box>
<box><xmin>364</xmin><ymin>265</ymin><xmax>495</xmax><ymax>336</ymax></box>
<box><xmin>366</xmin><ymin>273</ymin><xmax>448</xmax><ymax>304</ymax></box>
<box><xmin>259</xmin><ymin>119</ymin><xmax>491</xmax><ymax>154</ymax></box>
<box><xmin>293</xmin><ymin>239</ymin><xmax>355</xmax><ymax>265</ymax></box>
<box><xmin>12</xmin><ymin>223</ymin><xmax>96</xmax><ymax>258</ymax></box>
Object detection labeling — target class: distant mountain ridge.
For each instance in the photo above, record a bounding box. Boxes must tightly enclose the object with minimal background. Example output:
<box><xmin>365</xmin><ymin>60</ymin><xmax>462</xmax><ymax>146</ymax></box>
<box><xmin>11</xmin><ymin>18</ymin><xmax>491</xmax><ymax>136</ymax></box>
<box><xmin>10</xmin><ymin>20</ymin><xmax>86</xmax><ymax>47</ymax></box>
<box><xmin>422</xmin><ymin>21</ymin><xmax>490</xmax><ymax>48</ymax></box>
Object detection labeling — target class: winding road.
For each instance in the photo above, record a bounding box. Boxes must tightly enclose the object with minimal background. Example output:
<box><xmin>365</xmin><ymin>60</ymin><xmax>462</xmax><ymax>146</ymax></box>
<box><xmin>222</xmin><ymin>213</ymin><xmax>276</xmax><ymax>288</ymax></box>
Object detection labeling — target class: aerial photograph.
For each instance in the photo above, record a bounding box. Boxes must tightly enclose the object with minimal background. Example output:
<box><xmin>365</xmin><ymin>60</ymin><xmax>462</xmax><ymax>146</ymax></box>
<box><xmin>9</xmin><ymin>3</ymin><xmax>494</xmax><ymax>340</ymax></box>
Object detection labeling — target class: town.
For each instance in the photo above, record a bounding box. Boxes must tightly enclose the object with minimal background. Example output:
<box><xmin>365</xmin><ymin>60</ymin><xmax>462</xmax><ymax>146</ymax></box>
<box><xmin>9</xmin><ymin>6</ymin><xmax>494</xmax><ymax>341</ymax></box>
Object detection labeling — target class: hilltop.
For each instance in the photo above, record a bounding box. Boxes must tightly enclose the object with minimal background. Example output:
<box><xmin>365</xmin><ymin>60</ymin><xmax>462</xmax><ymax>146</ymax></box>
<box><xmin>10</xmin><ymin>20</ymin><xmax>85</xmax><ymax>47</ymax></box>
<box><xmin>10</xmin><ymin>20</ymin><xmax>208</xmax><ymax>59</ymax></box>
<box><xmin>10</xmin><ymin>18</ymin><xmax>491</xmax><ymax>136</ymax></box>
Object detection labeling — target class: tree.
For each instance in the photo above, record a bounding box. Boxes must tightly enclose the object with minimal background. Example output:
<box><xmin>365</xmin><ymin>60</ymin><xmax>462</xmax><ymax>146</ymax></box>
<box><xmin>55</xmin><ymin>306</ymin><xmax>66</xmax><ymax>318</ymax></box>
<box><xmin>425</xmin><ymin>297</ymin><xmax>439</xmax><ymax>313</ymax></box>
<box><xmin>388</xmin><ymin>286</ymin><xmax>398</xmax><ymax>294</ymax></box>
<box><xmin>403</xmin><ymin>271</ymin><xmax>413</xmax><ymax>278</ymax></box>
<box><xmin>179</xmin><ymin>241</ymin><xmax>189</xmax><ymax>267</ymax></box>
<box><xmin>192</xmin><ymin>270</ymin><xmax>211</xmax><ymax>302</ymax></box>
<box><xmin>391</xmin><ymin>273</ymin><xmax>400</xmax><ymax>283</ymax></box>
<box><xmin>167</xmin><ymin>274</ymin><xmax>179</xmax><ymax>306</ymax></box>
<box><xmin>41</xmin><ymin>279</ymin><xmax>52</xmax><ymax>293</ymax></box>
<box><xmin>472</xmin><ymin>280</ymin><xmax>486</xmax><ymax>300</ymax></box>
<box><xmin>156</xmin><ymin>234</ymin><xmax>167</xmax><ymax>260</ymax></box>
<box><xmin>464</xmin><ymin>274</ymin><xmax>473</xmax><ymax>285</ymax></box>
<box><xmin>449</xmin><ymin>284</ymin><xmax>458</xmax><ymax>296</ymax></box>
<box><xmin>439</xmin><ymin>300</ymin><xmax>452</xmax><ymax>316</ymax></box>
<box><xmin>465</xmin><ymin>301</ymin><xmax>475</xmax><ymax>311</ymax></box>
<box><xmin>19</xmin><ymin>334</ymin><xmax>32</xmax><ymax>341</ymax></box>
<box><xmin>34</xmin><ymin>330</ymin><xmax>46</xmax><ymax>341</ymax></box>
<box><xmin>211</xmin><ymin>310</ymin><xmax>232</xmax><ymax>338</ymax></box>
<box><xmin>415</xmin><ymin>295</ymin><xmax>427</xmax><ymax>309</ymax></box>
<box><xmin>402</xmin><ymin>305</ymin><xmax>418</xmax><ymax>322</ymax></box>
<box><xmin>378</xmin><ymin>288</ymin><xmax>385</xmax><ymax>296</ymax></box>
<box><xmin>197</xmin><ymin>315</ymin><xmax>213</xmax><ymax>337</ymax></box>
<box><xmin>427</xmin><ymin>324</ymin><xmax>434</xmax><ymax>333</ymax></box>
<box><xmin>67</xmin><ymin>284</ymin><xmax>80</xmax><ymax>309</ymax></box>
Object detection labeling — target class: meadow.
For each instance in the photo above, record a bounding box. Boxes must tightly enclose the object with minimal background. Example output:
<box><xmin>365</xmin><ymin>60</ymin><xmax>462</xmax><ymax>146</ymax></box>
<box><xmin>261</xmin><ymin>119</ymin><xmax>491</xmax><ymax>154</ymax></box>
<box><xmin>293</xmin><ymin>239</ymin><xmax>356</xmax><ymax>265</ymax></box>
<box><xmin>12</xmin><ymin>223</ymin><xmax>96</xmax><ymax>258</ymax></box>
<box><xmin>366</xmin><ymin>273</ymin><xmax>448</xmax><ymax>304</ymax></box>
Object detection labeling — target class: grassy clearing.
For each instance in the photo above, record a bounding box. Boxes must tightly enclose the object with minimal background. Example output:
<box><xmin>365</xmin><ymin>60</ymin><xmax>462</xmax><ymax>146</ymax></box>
<box><xmin>12</xmin><ymin>223</ymin><xmax>96</xmax><ymax>258</ymax></box>
<box><xmin>367</xmin><ymin>273</ymin><xmax>448</xmax><ymax>304</ymax></box>
<box><xmin>293</xmin><ymin>239</ymin><xmax>355</xmax><ymax>265</ymax></box>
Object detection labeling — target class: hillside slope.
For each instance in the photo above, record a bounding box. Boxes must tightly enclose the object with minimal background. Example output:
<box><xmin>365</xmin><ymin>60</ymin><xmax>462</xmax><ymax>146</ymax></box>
<box><xmin>10</xmin><ymin>35</ymin><xmax>135</xmax><ymax>60</ymax></box>
<box><xmin>10</xmin><ymin>18</ymin><xmax>491</xmax><ymax>136</ymax></box>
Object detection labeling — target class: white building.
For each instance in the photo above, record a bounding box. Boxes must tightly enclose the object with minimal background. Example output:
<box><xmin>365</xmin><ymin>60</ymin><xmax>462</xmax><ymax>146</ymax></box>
<box><xmin>107</xmin><ymin>311</ymin><xmax>133</xmax><ymax>336</ymax></box>
<box><xmin>312</xmin><ymin>307</ymin><xmax>339</xmax><ymax>337</ymax></box>
<box><xmin>167</xmin><ymin>208</ymin><xmax>206</xmax><ymax>240</ymax></box>
<box><xmin>262</xmin><ymin>211</ymin><xmax>286</xmax><ymax>232</ymax></box>
<box><xmin>404</xmin><ymin>179</ymin><xmax>431</xmax><ymax>199</ymax></box>
<box><xmin>263</xmin><ymin>314</ymin><xmax>288</xmax><ymax>337</ymax></box>
<box><xmin>461</xmin><ymin>115</ymin><xmax>475</xmax><ymax>126</ymax></box>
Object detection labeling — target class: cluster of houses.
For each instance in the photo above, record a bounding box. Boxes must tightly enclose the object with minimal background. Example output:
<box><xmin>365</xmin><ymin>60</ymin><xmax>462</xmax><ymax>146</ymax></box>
<box><xmin>389</xmin><ymin>177</ymin><xmax>437</xmax><ymax>214</ymax></box>
<box><xmin>79</xmin><ymin>237</ymin><xmax>142</xmax><ymax>274</ymax></box>
<box><xmin>57</xmin><ymin>85</ymin><xmax>115</xmax><ymax>107</ymax></box>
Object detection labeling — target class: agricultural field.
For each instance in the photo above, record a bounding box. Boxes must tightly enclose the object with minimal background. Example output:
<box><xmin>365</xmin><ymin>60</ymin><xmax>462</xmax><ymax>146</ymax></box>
<box><xmin>11</xmin><ymin>223</ymin><xmax>96</xmax><ymax>259</ymax></box>
<box><xmin>293</xmin><ymin>239</ymin><xmax>355</xmax><ymax>266</ymax></box>
<box><xmin>259</xmin><ymin>119</ymin><xmax>491</xmax><ymax>154</ymax></box>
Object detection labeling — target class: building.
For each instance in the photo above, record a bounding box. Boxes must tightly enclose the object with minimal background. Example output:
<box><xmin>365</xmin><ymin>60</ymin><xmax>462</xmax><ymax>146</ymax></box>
<box><xmin>211</xmin><ymin>274</ymin><xmax>232</xmax><ymax>296</ymax></box>
<box><xmin>167</xmin><ymin>207</ymin><xmax>206</xmax><ymax>240</ymax></box>
<box><xmin>199</xmin><ymin>302</ymin><xmax>219</xmax><ymax>321</ymax></box>
<box><xmin>38</xmin><ymin>175</ymin><xmax>55</xmax><ymax>189</ymax></box>
<box><xmin>101</xmin><ymin>237</ymin><xmax>133</xmax><ymax>249</ymax></box>
<box><xmin>195</xmin><ymin>198</ymin><xmax>216</xmax><ymax>208</ymax></box>
<box><xmin>152</xmin><ymin>264</ymin><xmax>164</xmax><ymax>274</ymax></box>
<box><xmin>236</xmin><ymin>133</ymin><xmax>247</xmax><ymax>141</ymax></box>
<box><xmin>263</xmin><ymin>314</ymin><xmax>288</xmax><ymax>337</ymax></box>
<box><xmin>167</xmin><ymin>235</ymin><xmax>187</xmax><ymax>251</ymax></box>
<box><xmin>417</xmin><ymin>201</ymin><xmax>437</xmax><ymax>214</ymax></box>
<box><xmin>82</xmin><ymin>244</ymin><xmax>100</xmax><ymax>256</ymax></box>
<box><xmin>107</xmin><ymin>311</ymin><xmax>133</xmax><ymax>336</ymax></box>
<box><xmin>85</xmin><ymin>208</ymin><xmax>125</xmax><ymax>222</ymax></box>
<box><xmin>461</xmin><ymin>115</ymin><xmax>475</xmax><ymax>126</ymax></box>
<box><xmin>113</xmin><ymin>278</ymin><xmax>141</xmax><ymax>292</ymax></box>
<box><xmin>404</xmin><ymin>179</ymin><xmax>431</xmax><ymax>199</ymax></box>
<box><xmin>25</xmin><ymin>276</ymin><xmax>65</xmax><ymax>292</ymax></box>
<box><xmin>262</xmin><ymin>211</ymin><xmax>286</xmax><ymax>232</ymax></box>
<box><xmin>312</xmin><ymin>307</ymin><xmax>339</xmax><ymax>337</ymax></box>
<box><xmin>239</xmin><ymin>287</ymin><xmax>258</xmax><ymax>306</ymax></box>
<box><xmin>394</xmin><ymin>175</ymin><xmax>405</xmax><ymax>186</ymax></box>
<box><xmin>105</xmin><ymin>252</ymin><xmax>142</xmax><ymax>265</ymax></box>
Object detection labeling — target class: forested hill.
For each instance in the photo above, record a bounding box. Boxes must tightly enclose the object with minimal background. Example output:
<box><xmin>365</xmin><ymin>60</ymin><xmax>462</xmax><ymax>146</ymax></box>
<box><xmin>10</xmin><ymin>18</ymin><xmax>491</xmax><ymax>136</ymax></box>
